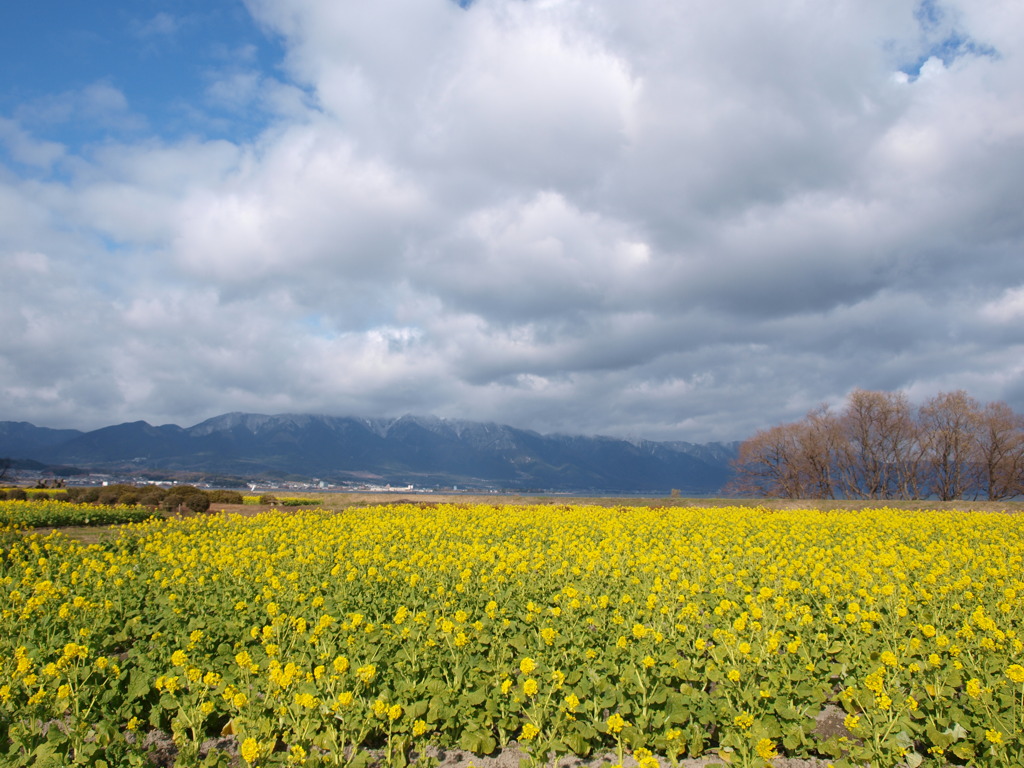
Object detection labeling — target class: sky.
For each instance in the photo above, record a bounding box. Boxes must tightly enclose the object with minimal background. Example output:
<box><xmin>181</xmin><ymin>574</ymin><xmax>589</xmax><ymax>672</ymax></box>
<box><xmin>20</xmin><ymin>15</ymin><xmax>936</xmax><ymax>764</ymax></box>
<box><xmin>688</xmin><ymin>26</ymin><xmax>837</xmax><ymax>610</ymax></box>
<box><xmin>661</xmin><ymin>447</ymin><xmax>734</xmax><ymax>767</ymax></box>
<box><xmin>1</xmin><ymin>0</ymin><xmax>1023</xmax><ymax>443</ymax></box>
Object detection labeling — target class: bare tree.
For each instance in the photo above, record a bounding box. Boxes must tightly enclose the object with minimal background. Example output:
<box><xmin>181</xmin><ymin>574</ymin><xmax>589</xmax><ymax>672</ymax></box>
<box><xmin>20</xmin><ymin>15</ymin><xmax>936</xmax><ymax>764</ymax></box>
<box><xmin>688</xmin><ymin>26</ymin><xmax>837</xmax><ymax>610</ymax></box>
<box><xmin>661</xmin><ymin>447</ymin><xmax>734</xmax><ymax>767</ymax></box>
<box><xmin>975</xmin><ymin>401</ymin><xmax>1024</xmax><ymax>501</ymax></box>
<box><xmin>732</xmin><ymin>389</ymin><xmax>1024</xmax><ymax>501</ymax></box>
<box><xmin>918</xmin><ymin>390</ymin><xmax>982</xmax><ymax>501</ymax></box>
<box><xmin>797</xmin><ymin>405</ymin><xmax>842</xmax><ymax>499</ymax></box>
<box><xmin>0</xmin><ymin>457</ymin><xmax>11</xmax><ymax>484</ymax></box>
<box><xmin>730</xmin><ymin>422</ymin><xmax>808</xmax><ymax>498</ymax></box>
<box><xmin>836</xmin><ymin>389</ymin><xmax>916</xmax><ymax>499</ymax></box>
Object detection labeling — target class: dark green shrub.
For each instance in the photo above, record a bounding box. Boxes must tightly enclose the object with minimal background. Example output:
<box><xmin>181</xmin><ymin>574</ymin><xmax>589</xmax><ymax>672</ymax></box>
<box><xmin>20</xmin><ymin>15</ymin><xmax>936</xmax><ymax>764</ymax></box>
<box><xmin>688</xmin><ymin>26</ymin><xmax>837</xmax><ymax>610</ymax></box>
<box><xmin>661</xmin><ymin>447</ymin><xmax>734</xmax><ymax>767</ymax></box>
<box><xmin>96</xmin><ymin>488</ymin><xmax>121</xmax><ymax>505</ymax></box>
<box><xmin>208</xmin><ymin>489</ymin><xmax>245</xmax><ymax>504</ymax></box>
<box><xmin>160</xmin><ymin>485</ymin><xmax>212</xmax><ymax>514</ymax></box>
<box><xmin>137</xmin><ymin>487</ymin><xmax>166</xmax><ymax>507</ymax></box>
<box><xmin>180</xmin><ymin>492</ymin><xmax>211</xmax><ymax>514</ymax></box>
<box><xmin>6</xmin><ymin>488</ymin><xmax>27</xmax><ymax>501</ymax></box>
<box><xmin>79</xmin><ymin>488</ymin><xmax>101</xmax><ymax>503</ymax></box>
<box><xmin>118</xmin><ymin>491</ymin><xmax>141</xmax><ymax>505</ymax></box>
<box><xmin>258</xmin><ymin>494</ymin><xmax>278</xmax><ymax>505</ymax></box>
<box><xmin>280</xmin><ymin>497</ymin><xmax>321</xmax><ymax>506</ymax></box>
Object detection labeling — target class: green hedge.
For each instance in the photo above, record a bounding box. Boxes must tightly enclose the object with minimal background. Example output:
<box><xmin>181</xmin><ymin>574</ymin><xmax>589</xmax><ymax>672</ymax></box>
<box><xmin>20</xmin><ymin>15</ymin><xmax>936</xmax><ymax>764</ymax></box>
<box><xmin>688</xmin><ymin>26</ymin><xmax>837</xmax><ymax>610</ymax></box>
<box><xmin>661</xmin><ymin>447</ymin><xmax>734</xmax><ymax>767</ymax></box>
<box><xmin>0</xmin><ymin>499</ymin><xmax>161</xmax><ymax>528</ymax></box>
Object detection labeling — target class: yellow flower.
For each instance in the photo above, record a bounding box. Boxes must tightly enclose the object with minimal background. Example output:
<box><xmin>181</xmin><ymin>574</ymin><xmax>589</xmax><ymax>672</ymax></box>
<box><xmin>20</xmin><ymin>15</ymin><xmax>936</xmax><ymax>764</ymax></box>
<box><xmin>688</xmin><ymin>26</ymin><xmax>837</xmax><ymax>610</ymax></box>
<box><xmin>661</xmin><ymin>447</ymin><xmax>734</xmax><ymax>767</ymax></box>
<box><xmin>522</xmin><ymin>678</ymin><xmax>538</xmax><ymax>696</ymax></box>
<box><xmin>966</xmin><ymin>678</ymin><xmax>983</xmax><ymax>699</ymax></box>
<box><xmin>727</xmin><ymin>669</ymin><xmax>741</xmax><ymax>682</ymax></box>
<box><xmin>413</xmin><ymin>719</ymin><xmax>429</xmax><ymax>737</ymax></box>
<box><xmin>356</xmin><ymin>664</ymin><xmax>376</xmax><ymax>684</ymax></box>
<box><xmin>241</xmin><ymin>737</ymin><xmax>260</xmax><ymax>765</ymax></box>
<box><xmin>755</xmin><ymin>738</ymin><xmax>778</xmax><ymax>760</ymax></box>
<box><xmin>864</xmin><ymin>669</ymin><xmax>884</xmax><ymax>694</ymax></box>
<box><xmin>27</xmin><ymin>688</ymin><xmax>47</xmax><ymax>706</ymax></box>
<box><xmin>519</xmin><ymin>657</ymin><xmax>537</xmax><ymax>675</ymax></box>
<box><xmin>985</xmin><ymin>729</ymin><xmax>1003</xmax><ymax>745</ymax></box>
<box><xmin>520</xmin><ymin>723</ymin><xmax>540</xmax><ymax>741</ymax></box>
<box><xmin>733</xmin><ymin>712</ymin><xmax>754</xmax><ymax>729</ymax></box>
<box><xmin>388</xmin><ymin>704</ymin><xmax>403</xmax><ymax>721</ymax></box>
<box><xmin>606</xmin><ymin>713</ymin><xmax>627</xmax><ymax>734</ymax></box>
<box><xmin>1007</xmin><ymin>664</ymin><xmax>1024</xmax><ymax>684</ymax></box>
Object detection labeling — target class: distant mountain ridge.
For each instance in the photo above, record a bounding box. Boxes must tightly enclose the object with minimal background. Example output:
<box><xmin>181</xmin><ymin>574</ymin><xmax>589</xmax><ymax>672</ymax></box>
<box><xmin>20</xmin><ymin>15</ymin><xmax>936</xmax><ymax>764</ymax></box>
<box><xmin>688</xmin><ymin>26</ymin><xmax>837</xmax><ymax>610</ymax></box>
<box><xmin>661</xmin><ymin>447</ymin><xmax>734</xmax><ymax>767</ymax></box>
<box><xmin>0</xmin><ymin>413</ymin><xmax>737</xmax><ymax>493</ymax></box>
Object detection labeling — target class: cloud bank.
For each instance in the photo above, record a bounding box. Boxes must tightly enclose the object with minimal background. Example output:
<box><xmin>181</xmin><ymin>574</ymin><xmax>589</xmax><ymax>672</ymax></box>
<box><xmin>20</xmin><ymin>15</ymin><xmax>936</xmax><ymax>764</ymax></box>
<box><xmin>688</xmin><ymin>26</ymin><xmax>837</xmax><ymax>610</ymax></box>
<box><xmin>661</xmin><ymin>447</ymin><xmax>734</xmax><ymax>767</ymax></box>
<box><xmin>2</xmin><ymin>0</ymin><xmax>1023</xmax><ymax>441</ymax></box>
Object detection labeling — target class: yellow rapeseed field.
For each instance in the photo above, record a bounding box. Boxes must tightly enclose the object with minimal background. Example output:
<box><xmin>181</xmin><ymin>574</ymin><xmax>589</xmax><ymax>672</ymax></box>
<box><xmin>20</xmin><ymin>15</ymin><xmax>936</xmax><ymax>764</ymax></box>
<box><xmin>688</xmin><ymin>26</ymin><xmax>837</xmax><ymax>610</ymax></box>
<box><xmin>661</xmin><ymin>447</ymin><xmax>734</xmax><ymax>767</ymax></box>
<box><xmin>1</xmin><ymin>504</ymin><xmax>1023</xmax><ymax>767</ymax></box>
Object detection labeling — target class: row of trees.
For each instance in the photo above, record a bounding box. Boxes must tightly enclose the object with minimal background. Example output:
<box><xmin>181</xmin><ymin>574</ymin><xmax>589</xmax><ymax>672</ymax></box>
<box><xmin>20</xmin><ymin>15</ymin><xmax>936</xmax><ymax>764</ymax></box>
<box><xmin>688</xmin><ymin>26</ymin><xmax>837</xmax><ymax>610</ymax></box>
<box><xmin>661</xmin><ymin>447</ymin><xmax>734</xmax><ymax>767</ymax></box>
<box><xmin>731</xmin><ymin>389</ymin><xmax>1024</xmax><ymax>500</ymax></box>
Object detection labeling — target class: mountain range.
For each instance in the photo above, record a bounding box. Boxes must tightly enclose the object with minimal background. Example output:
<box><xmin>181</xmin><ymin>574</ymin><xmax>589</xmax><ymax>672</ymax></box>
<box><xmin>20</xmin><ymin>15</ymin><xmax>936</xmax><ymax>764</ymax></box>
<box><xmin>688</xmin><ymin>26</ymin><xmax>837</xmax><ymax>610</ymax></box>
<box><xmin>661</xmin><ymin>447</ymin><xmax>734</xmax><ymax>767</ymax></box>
<box><xmin>0</xmin><ymin>413</ymin><xmax>738</xmax><ymax>493</ymax></box>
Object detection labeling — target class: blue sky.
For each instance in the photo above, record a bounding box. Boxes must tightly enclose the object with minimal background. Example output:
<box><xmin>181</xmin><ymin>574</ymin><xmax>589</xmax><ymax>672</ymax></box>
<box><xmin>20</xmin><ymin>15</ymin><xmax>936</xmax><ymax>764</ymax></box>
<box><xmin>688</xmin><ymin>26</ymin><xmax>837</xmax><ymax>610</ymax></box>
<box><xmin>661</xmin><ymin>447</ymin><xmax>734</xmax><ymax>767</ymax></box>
<box><xmin>0</xmin><ymin>1</ymin><xmax>285</xmax><ymax>153</ymax></box>
<box><xmin>2</xmin><ymin>0</ymin><xmax>1024</xmax><ymax>442</ymax></box>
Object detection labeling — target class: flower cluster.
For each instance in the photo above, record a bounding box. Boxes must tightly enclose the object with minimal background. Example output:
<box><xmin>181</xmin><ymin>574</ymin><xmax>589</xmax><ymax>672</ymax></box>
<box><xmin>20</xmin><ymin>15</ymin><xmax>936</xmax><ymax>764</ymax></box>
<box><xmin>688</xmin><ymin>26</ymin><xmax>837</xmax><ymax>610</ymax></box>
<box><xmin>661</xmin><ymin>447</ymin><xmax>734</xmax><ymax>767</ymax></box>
<box><xmin>2</xmin><ymin>504</ymin><xmax>1023</xmax><ymax>766</ymax></box>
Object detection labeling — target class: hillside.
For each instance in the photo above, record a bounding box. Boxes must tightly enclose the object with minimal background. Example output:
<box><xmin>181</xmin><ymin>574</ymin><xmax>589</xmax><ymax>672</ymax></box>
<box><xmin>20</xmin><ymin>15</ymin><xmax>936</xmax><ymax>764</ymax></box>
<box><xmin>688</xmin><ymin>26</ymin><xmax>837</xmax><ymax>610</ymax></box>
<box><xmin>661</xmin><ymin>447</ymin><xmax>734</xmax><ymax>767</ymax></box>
<box><xmin>0</xmin><ymin>413</ymin><xmax>736</xmax><ymax>493</ymax></box>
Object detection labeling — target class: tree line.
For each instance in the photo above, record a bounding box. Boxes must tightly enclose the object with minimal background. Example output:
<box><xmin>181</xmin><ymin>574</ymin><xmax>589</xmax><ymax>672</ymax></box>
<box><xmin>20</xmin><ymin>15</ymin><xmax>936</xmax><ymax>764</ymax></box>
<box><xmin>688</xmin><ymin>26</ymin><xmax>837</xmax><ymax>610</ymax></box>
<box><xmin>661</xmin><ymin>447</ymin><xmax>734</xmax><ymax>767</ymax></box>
<box><xmin>730</xmin><ymin>389</ymin><xmax>1024</xmax><ymax>500</ymax></box>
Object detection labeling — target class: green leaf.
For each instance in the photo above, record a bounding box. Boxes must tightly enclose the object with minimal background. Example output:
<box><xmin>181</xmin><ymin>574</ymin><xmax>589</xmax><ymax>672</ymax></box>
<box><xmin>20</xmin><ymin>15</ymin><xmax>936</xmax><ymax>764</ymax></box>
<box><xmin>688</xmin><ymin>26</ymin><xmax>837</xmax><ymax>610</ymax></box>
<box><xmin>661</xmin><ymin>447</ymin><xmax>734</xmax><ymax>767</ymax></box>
<box><xmin>951</xmin><ymin>742</ymin><xmax>975</xmax><ymax>760</ymax></box>
<box><xmin>459</xmin><ymin>729</ymin><xmax>497</xmax><ymax>754</ymax></box>
<box><xmin>127</xmin><ymin>669</ymin><xmax>152</xmax><ymax>702</ymax></box>
<box><xmin>947</xmin><ymin>722</ymin><xmax>968</xmax><ymax>740</ymax></box>
<box><xmin>462</xmin><ymin>688</ymin><xmax>487</xmax><ymax>707</ymax></box>
<box><xmin>406</xmin><ymin>700</ymin><xmax>429</xmax><ymax>720</ymax></box>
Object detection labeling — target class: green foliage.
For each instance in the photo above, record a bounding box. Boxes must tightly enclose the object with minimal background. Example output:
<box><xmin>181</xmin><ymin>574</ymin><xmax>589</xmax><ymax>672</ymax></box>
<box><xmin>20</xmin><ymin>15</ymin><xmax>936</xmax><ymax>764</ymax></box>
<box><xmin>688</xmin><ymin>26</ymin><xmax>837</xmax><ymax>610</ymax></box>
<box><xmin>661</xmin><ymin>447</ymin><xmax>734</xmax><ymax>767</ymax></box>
<box><xmin>0</xmin><ymin>499</ymin><xmax>161</xmax><ymax>527</ymax></box>
<box><xmin>2</xmin><ymin>505</ymin><xmax>1024</xmax><ymax>766</ymax></box>
<box><xmin>279</xmin><ymin>497</ymin><xmax>321</xmax><ymax>507</ymax></box>
<box><xmin>208</xmin><ymin>490</ymin><xmax>245</xmax><ymax>505</ymax></box>
<box><xmin>160</xmin><ymin>486</ymin><xmax>212</xmax><ymax>514</ymax></box>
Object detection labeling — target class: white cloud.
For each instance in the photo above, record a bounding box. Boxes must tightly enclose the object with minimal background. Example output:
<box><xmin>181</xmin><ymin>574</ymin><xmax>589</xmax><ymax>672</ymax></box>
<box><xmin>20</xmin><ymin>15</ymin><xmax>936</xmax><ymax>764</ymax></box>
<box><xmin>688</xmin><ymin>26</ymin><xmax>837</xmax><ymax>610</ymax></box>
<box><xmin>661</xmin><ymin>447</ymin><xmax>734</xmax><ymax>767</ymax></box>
<box><xmin>0</xmin><ymin>118</ymin><xmax>65</xmax><ymax>169</ymax></box>
<box><xmin>135</xmin><ymin>12</ymin><xmax>180</xmax><ymax>39</ymax></box>
<box><xmin>2</xmin><ymin>0</ymin><xmax>1024</xmax><ymax>441</ymax></box>
<box><xmin>982</xmin><ymin>286</ymin><xmax>1024</xmax><ymax>323</ymax></box>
